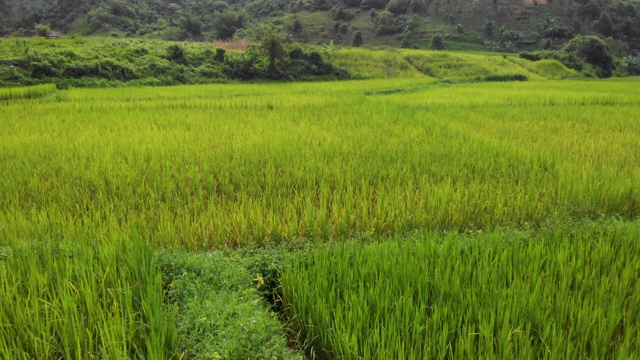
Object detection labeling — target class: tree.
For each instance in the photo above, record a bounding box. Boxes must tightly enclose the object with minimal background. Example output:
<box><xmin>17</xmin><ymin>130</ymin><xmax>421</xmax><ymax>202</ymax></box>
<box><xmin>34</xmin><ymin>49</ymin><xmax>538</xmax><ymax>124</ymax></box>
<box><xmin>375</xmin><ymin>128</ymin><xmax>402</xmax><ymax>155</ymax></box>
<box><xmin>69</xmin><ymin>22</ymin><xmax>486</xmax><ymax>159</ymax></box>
<box><xmin>246</xmin><ymin>22</ymin><xmax>290</xmax><ymax>75</ymax></box>
<box><xmin>352</xmin><ymin>31</ymin><xmax>363</xmax><ymax>46</ymax></box>
<box><xmin>483</xmin><ymin>19</ymin><xmax>495</xmax><ymax>36</ymax></box>
<box><xmin>431</xmin><ymin>34</ymin><xmax>444</xmax><ymax>50</ymax></box>
<box><xmin>593</xmin><ymin>13</ymin><xmax>614</xmax><ymax>37</ymax></box>
<box><xmin>213</xmin><ymin>11</ymin><xmax>245</xmax><ymax>40</ymax></box>
<box><xmin>292</xmin><ymin>20</ymin><xmax>303</xmax><ymax>34</ymax></box>
<box><xmin>34</xmin><ymin>23</ymin><xmax>51</xmax><ymax>37</ymax></box>
<box><xmin>167</xmin><ymin>44</ymin><xmax>187</xmax><ymax>64</ymax></box>
<box><xmin>562</xmin><ymin>35</ymin><xmax>614</xmax><ymax>78</ymax></box>
<box><xmin>214</xmin><ymin>48</ymin><xmax>226</xmax><ymax>63</ymax></box>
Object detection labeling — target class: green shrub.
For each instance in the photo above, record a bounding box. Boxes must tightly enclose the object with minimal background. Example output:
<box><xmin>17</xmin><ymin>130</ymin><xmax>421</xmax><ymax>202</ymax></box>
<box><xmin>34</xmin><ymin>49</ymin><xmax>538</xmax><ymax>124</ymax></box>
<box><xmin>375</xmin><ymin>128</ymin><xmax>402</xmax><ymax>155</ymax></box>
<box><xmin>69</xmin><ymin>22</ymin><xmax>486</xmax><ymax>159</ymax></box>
<box><xmin>34</xmin><ymin>23</ymin><xmax>51</xmax><ymax>38</ymax></box>
<box><xmin>482</xmin><ymin>73</ymin><xmax>528</xmax><ymax>82</ymax></box>
<box><xmin>562</xmin><ymin>35</ymin><xmax>614</xmax><ymax>78</ymax></box>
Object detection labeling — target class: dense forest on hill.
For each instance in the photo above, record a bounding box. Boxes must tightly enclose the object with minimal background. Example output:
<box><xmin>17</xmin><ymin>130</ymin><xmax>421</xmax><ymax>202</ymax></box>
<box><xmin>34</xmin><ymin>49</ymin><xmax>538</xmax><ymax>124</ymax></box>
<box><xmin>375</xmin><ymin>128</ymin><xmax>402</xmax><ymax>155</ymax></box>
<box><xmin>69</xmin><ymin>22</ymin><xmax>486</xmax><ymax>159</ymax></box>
<box><xmin>1</xmin><ymin>0</ymin><xmax>639</xmax><ymax>52</ymax></box>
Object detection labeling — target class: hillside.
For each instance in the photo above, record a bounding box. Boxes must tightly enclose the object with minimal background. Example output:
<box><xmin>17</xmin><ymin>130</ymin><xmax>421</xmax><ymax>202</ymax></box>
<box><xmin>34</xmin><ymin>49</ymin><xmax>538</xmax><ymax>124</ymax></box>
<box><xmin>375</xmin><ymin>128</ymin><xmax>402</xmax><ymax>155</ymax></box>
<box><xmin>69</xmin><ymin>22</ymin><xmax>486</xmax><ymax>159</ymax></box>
<box><xmin>1</xmin><ymin>0</ymin><xmax>639</xmax><ymax>53</ymax></box>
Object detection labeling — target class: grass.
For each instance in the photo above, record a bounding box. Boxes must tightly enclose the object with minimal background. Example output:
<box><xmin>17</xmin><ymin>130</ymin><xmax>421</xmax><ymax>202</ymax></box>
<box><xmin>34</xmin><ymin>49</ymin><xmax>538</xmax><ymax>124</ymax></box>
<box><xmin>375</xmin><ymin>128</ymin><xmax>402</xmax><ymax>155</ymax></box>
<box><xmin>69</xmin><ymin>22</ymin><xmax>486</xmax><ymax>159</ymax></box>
<box><xmin>282</xmin><ymin>220</ymin><xmax>640</xmax><ymax>359</ymax></box>
<box><xmin>157</xmin><ymin>250</ymin><xmax>303</xmax><ymax>360</ymax></box>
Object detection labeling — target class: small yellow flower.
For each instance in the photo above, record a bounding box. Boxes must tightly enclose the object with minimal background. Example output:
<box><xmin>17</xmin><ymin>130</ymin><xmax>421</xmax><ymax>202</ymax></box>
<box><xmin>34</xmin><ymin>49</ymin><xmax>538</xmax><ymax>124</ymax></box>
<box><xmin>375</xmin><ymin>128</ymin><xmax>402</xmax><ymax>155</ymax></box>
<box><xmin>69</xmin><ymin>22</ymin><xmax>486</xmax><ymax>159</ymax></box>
<box><xmin>211</xmin><ymin>352</ymin><xmax>221</xmax><ymax>360</ymax></box>
<box><xmin>255</xmin><ymin>275</ymin><xmax>265</xmax><ymax>288</ymax></box>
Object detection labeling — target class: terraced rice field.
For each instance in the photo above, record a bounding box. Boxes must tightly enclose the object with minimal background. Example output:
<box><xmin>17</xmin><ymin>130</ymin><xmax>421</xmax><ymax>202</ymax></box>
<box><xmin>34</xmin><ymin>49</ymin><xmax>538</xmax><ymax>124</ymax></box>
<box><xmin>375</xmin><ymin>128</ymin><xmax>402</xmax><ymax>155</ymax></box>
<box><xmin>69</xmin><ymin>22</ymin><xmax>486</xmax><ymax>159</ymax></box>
<box><xmin>1</xmin><ymin>77</ymin><xmax>639</xmax><ymax>358</ymax></box>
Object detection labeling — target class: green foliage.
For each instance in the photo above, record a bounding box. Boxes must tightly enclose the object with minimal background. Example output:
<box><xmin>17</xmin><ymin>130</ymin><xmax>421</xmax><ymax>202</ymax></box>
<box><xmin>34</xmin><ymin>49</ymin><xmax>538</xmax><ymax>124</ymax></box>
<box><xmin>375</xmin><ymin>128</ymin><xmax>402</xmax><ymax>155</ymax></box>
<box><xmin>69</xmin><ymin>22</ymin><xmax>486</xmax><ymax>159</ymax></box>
<box><xmin>483</xmin><ymin>18</ymin><xmax>495</xmax><ymax>36</ymax></box>
<box><xmin>482</xmin><ymin>73</ymin><xmax>527</xmax><ymax>82</ymax></box>
<box><xmin>562</xmin><ymin>35</ymin><xmax>614</xmax><ymax>78</ymax></box>
<box><xmin>214</xmin><ymin>48</ymin><xmax>226</xmax><ymax>62</ymax></box>
<box><xmin>10</xmin><ymin>27</ymin><xmax>25</xmax><ymax>37</ymax></box>
<box><xmin>34</xmin><ymin>23</ymin><xmax>50</xmax><ymax>38</ymax></box>
<box><xmin>330</xmin><ymin>5</ymin><xmax>355</xmax><ymax>21</ymax></box>
<box><xmin>431</xmin><ymin>34</ymin><xmax>444</xmax><ymax>50</ymax></box>
<box><xmin>167</xmin><ymin>44</ymin><xmax>187</xmax><ymax>64</ymax></box>
<box><xmin>352</xmin><ymin>31</ymin><xmax>363</xmax><ymax>47</ymax></box>
<box><xmin>157</xmin><ymin>250</ymin><xmax>303</xmax><ymax>360</ymax></box>
<box><xmin>245</xmin><ymin>22</ymin><xmax>290</xmax><ymax>76</ymax></box>
<box><xmin>622</xmin><ymin>53</ymin><xmax>640</xmax><ymax>75</ymax></box>
<box><xmin>376</xmin><ymin>10</ymin><xmax>404</xmax><ymax>35</ymax></box>
<box><xmin>282</xmin><ymin>221</ymin><xmax>640</xmax><ymax>359</ymax></box>
<box><xmin>213</xmin><ymin>11</ymin><xmax>246</xmax><ymax>40</ymax></box>
<box><xmin>1</xmin><ymin>0</ymin><xmax>639</xmax><ymax>52</ymax></box>
<box><xmin>0</xmin><ymin>38</ymin><xmax>347</xmax><ymax>86</ymax></box>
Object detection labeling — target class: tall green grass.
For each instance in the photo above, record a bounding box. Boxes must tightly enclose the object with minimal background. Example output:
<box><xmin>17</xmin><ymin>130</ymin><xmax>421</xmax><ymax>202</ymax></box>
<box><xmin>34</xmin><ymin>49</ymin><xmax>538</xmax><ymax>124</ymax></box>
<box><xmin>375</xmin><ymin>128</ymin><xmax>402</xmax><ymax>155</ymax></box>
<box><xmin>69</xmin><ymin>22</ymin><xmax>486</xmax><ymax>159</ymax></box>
<box><xmin>282</xmin><ymin>221</ymin><xmax>640</xmax><ymax>359</ymax></box>
<box><xmin>0</xmin><ymin>239</ymin><xmax>177</xmax><ymax>359</ymax></box>
<box><xmin>0</xmin><ymin>84</ymin><xmax>56</xmax><ymax>101</ymax></box>
<box><xmin>1</xmin><ymin>79</ymin><xmax>639</xmax><ymax>248</ymax></box>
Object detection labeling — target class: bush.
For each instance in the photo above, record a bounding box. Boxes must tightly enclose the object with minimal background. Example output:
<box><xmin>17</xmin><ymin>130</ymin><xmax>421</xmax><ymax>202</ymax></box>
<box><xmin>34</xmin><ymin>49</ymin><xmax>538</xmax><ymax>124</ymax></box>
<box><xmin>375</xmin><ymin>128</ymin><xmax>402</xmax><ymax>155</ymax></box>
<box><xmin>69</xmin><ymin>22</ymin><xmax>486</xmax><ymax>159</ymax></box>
<box><xmin>166</xmin><ymin>44</ymin><xmax>187</xmax><ymax>65</ymax></box>
<box><xmin>562</xmin><ymin>35</ymin><xmax>614</xmax><ymax>78</ymax></box>
<box><xmin>622</xmin><ymin>54</ymin><xmax>640</xmax><ymax>75</ymax></box>
<box><xmin>518</xmin><ymin>51</ymin><xmax>542</xmax><ymax>61</ymax></box>
<box><xmin>483</xmin><ymin>74</ymin><xmax>528</xmax><ymax>82</ymax></box>
<box><xmin>214</xmin><ymin>48</ymin><xmax>226</xmax><ymax>63</ymax></box>
<box><xmin>431</xmin><ymin>35</ymin><xmax>444</xmax><ymax>50</ymax></box>
<box><xmin>34</xmin><ymin>23</ymin><xmax>51</xmax><ymax>38</ymax></box>
<box><xmin>352</xmin><ymin>31</ymin><xmax>364</xmax><ymax>47</ymax></box>
<box><xmin>10</xmin><ymin>28</ymin><xmax>25</xmax><ymax>37</ymax></box>
<box><xmin>331</xmin><ymin>6</ymin><xmax>355</xmax><ymax>21</ymax></box>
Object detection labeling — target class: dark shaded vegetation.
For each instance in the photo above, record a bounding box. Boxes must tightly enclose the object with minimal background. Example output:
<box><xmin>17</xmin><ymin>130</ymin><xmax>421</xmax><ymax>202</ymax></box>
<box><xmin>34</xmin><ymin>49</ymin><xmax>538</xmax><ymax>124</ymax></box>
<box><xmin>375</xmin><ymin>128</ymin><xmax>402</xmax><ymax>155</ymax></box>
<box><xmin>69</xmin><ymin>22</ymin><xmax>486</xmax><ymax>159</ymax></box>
<box><xmin>519</xmin><ymin>35</ymin><xmax>615</xmax><ymax>77</ymax></box>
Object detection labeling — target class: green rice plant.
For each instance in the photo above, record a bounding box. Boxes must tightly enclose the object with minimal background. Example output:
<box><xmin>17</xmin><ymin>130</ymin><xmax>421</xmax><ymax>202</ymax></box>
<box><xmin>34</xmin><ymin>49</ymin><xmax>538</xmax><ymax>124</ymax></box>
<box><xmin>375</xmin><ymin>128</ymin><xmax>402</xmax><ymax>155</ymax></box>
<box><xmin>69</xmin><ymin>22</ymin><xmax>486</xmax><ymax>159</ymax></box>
<box><xmin>1</xmin><ymin>78</ymin><xmax>639</xmax><ymax>248</ymax></box>
<box><xmin>0</xmin><ymin>84</ymin><xmax>56</xmax><ymax>101</ymax></box>
<box><xmin>401</xmin><ymin>50</ymin><xmax>549</xmax><ymax>81</ymax></box>
<box><xmin>0</xmin><ymin>238</ymin><xmax>178</xmax><ymax>359</ymax></box>
<box><xmin>332</xmin><ymin>48</ymin><xmax>424</xmax><ymax>79</ymax></box>
<box><xmin>281</xmin><ymin>220</ymin><xmax>640</xmax><ymax>359</ymax></box>
<box><xmin>507</xmin><ymin>57</ymin><xmax>579</xmax><ymax>80</ymax></box>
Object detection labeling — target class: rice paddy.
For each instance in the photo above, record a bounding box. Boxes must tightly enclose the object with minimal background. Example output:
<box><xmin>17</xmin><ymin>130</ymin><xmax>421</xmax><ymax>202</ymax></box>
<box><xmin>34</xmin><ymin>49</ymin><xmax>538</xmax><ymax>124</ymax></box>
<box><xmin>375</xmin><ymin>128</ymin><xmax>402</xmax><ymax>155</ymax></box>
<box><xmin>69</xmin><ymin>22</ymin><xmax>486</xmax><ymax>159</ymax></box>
<box><xmin>1</xmin><ymin>76</ymin><xmax>639</xmax><ymax>358</ymax></box>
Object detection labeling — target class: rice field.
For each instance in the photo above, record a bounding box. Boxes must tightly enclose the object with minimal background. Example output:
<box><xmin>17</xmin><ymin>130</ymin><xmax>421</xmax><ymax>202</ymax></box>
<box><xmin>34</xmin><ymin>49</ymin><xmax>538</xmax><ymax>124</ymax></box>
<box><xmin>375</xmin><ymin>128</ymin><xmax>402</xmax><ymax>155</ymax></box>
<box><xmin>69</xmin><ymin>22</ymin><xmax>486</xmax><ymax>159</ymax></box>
<box><xmin>1</xmin><ymin>79</ymin><xmax>639</xmax><ymax>249</ymax></box>
<box><xmin>282</xmin><ymin>221</ymin><xmax>640</xmax><ymax>359</ymax></box>
<box><xmin>1</xmin><ymin>77</ymin><xmax>639</xmax><ymax>358</ymax></box>
<box><xmin>0</xmin><ymin>83</ymin><xmax>56</xmax><ymax>101</ymax></box>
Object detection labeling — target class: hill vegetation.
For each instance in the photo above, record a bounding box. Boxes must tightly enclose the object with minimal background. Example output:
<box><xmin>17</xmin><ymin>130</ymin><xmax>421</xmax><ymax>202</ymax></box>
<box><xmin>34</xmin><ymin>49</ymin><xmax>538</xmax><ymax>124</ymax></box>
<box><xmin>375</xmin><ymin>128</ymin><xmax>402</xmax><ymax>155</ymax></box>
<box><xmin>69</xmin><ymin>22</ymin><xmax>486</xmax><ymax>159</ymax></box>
<box><xmin>1</xmin><ymin>0</ymin><xmax>640</xmax><ymax>53</ymax></box>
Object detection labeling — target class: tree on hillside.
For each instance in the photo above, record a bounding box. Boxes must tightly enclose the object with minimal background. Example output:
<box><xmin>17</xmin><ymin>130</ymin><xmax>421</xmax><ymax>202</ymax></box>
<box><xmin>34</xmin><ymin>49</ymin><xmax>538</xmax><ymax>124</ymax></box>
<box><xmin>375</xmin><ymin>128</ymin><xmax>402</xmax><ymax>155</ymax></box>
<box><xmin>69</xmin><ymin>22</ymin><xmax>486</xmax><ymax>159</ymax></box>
<box><xmin>593</xmin><ymin>13</ymin><xmax>613</xmax><ymax>38</ymax></box>
<box><xmin>213</xmin><ymin>11</ymin><xmax>245</xmax><ymax>40</ymax></box>
<box><xmin>431</xmin><ymin>34</ymin><xmax>444</xmax><ymax>50</ymax></box>
<box><xmin>34</xmin><ymin>23</ymin><xmax>50</xmax><ymax>37</ymax></box>
<box><xmin>352</xmin><ymin>31</ymin><xmax>363</xmax><ymax>46</ymax></box>
<box><xmin>562</xmin><ymin>35</ymin><xmax>614</xmax><ymax>78</ymax></box>
<box><xmin>246</xmin><ymin>22</ymin><xmax>290</xmax><ymax>75</ymax></box>
<box><xmin>483</xmin><ymin>19</ymin><xmax>495</xmax><ymax>36</ymax></box>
